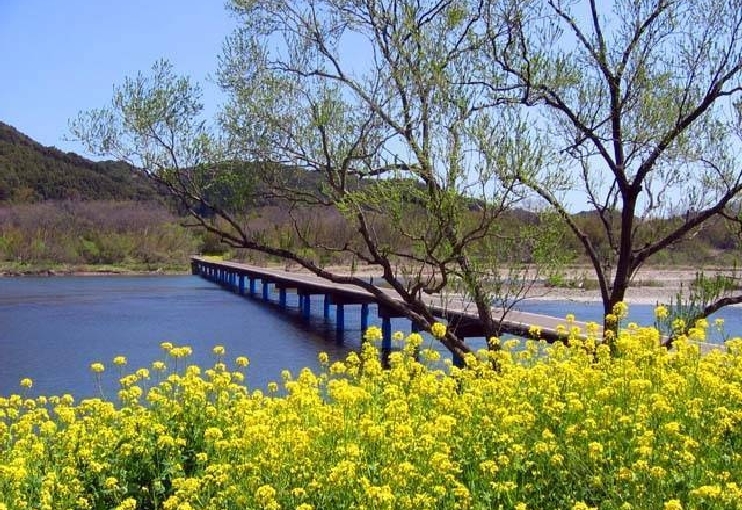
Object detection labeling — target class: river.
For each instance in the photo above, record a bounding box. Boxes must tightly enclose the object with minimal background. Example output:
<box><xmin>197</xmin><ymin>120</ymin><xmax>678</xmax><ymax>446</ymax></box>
<box><xmin>1</xmin><ymin>276</ymin><xmax>741</xmax><ymax>397</ymax></box>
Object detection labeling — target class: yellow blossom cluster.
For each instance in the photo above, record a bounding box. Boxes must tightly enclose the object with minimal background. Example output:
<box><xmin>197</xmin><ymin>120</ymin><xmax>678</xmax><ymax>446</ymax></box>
<box><xmin>1</xmin><ymin>322</ymin><xmax>742</xmax><ymax>509</ymax></box>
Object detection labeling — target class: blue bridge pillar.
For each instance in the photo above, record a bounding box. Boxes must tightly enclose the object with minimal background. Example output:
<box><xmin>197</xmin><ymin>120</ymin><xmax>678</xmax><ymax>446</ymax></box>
<box><xmin>360</xmin><ymin>304</ymin><xmax>369</xmax><ymax>333</ymax></box>
<box><xmin>381</xmin><ymin>317</ymin><xmax>392</xmax><ymax>351</ymax></box>
<box><xmin>336</xmin><ymin>304</ymin><xmax>345</xmax><ymax>335</ymax></box>
<box><xmin>279</xmin><ymin>288</ymin><xmax>287</xmax><ymax>308</ymax></box>
<box><xmin>301</xmin><ymin>293</ymin><xmax>311</xmax><ymax>320</ymax></box>
<box><xmin>323</xmin><ymin>294</ymin><xmax>331</xmax><ymax>320</ymax></box>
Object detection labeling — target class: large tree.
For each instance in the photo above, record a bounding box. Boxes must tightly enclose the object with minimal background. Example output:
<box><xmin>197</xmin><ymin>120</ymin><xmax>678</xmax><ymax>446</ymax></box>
<box><xmin>72</xmin><ymin>1</ymin><xmax>561</xmax><ymax>357</ymax></box>
<box><xmin>489</xmin><ymin>0</ymin><xmax>742</xmax><ymax>326</ymax></box>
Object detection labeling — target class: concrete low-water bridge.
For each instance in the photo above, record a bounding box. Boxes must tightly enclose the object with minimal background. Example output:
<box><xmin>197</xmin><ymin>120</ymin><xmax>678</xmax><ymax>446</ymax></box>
<box><xmin>191</xmin><ymin>257</ymin><xmax>595</xmax><ymax>355</ymax></box>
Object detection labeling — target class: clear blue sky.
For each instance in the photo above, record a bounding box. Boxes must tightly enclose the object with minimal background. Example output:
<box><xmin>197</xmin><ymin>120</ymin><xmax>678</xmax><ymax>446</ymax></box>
<box><xmin>0</xmin><ymin>0</ymin><xmax>233</xmax><ymax>154</ymax></box>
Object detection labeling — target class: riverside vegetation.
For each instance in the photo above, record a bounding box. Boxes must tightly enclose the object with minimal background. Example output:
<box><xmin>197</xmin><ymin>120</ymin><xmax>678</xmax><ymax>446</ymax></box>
<box><xmin>1</xmin><ymin>306</ymin><xmax>741</xmax><ymax>509</ymax></box>
<box><xmin>2</xmin><ymin>197</ymin><xmax>741</xmax><ymax>275</ymax></box>
<box><xmin>0</xmin><ymin>201</ymin><xmax>199</xmax><ymax>273</ymax></box>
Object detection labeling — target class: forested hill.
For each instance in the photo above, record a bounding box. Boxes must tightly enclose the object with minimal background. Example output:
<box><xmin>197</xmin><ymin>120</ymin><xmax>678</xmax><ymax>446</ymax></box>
<box><xmin>0</xmin><ymin>121</ymin><xmax>159</xmax><ymax>203</ymax></box>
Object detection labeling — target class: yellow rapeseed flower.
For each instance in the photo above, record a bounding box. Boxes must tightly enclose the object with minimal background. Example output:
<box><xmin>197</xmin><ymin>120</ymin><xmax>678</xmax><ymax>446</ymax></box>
<box><xmin>572</xmin><ymin>503</ymin><xmax>596</xmax><ymax>510</ymax></box>
<box><xmin>695</xmin><ymin>318</ymin><xmax>709</xmax><ymax>329</ymax></box>
<box><xmin>613</xmin><ymin>301</ymin><xmax>629</xmax><ymax>318</ymax></box>
<box><xmin>431</xmin><ymin>322</ymin><xmax>447</xmax><ymax>338</ymax></box>
<box><xmin>19</xmin><ymin>378</ymin><xmax>32</xmax><ymax>389</ymax></box>
<box><xmin>113</xmin><ymin>356</ymin><xmax>127</xmax><ymax>366</ymax></box>
<box><xmin>406</xmin><ymin>333</ymin><xmax>423</xmax><ymax>348</ymax></box>
<box><xmin>691</xmin><ymin>485</ymin><xmax>722</xmax><ymax>498</ymax></box>
<box><xmin>255</xmin><ymin>484</ymin><xmax>277</xmax><ymax>505</ymax></box>
<box><xmin>688</xmin><ymin>328</ymin><xmax>705</xmax><ymax>341</ymax></box>
<box><xmin>115</xmin><ymin>498</ymin><xmax>137</xmax><ymax>510</ymax></box>
<box><xmin>588</xmin><ymin>442</ymin><xmax>603</xmax><ymax>460</ymax></box>
<box><xmin>586</xmin><ymin>322</ymin><xmax>600</xmax><ymax>336</ymax></box>
<box><xmin>3</xmin><ymin>319</ymin><xmax>742</xmax><ymax>509</ymax></box>
<box><xmin>169</xmin><ymin>346</ymin><xmax>192</xmax><ymax>359</ymax></box>
<box><xmin>90</xmin><ymin>362</ymin><xmax>105</xmax><ymax>373</ymax></box>
<box><xmin>654</xmin><ymin>305</ymin><xmax>669</xmax><ymax>320</ymax></box>
<box><xmin>364</xmin><ymin>326</ymin><xmax>383</xmax><ymax>342</ymax></box>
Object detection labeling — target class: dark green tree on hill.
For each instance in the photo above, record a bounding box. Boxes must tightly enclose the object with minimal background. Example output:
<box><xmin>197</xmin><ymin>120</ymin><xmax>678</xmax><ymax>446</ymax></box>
<box><xmin>0</xmin><ymin>121</ymin><xmax>158</xmax><ymax>203</ymax></box>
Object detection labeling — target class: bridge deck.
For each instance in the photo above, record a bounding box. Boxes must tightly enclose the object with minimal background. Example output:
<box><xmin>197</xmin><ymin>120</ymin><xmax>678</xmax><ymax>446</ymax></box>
<box><xmin>191</xmin><ymin>256</ymin><xmax>593</xmax><ymax>343</ymax></box>
<box><xmin>192</xmin><ymin>257</ymin><xmax>722</xmax><ymax>355</ymax></box>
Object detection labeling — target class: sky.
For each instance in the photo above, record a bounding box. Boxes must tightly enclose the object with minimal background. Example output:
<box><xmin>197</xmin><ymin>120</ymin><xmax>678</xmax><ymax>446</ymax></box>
<box><xmin>0</xmin><ymin>0</ymin><xmax>233</xmax><ymax>155</ymax></box>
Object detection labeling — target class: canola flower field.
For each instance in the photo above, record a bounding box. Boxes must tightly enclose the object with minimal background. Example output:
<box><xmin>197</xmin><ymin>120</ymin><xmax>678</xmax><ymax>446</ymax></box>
<box><xmin>1</xmin><ymin>305</ymin><xmax>742</xmax><ymax>509</ymax></box>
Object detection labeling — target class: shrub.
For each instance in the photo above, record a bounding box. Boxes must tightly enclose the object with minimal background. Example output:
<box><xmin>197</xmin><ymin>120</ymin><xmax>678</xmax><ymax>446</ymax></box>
<box><xmin>1</xmin><ymin>318</ymin><xmax>742</xmax><ymax>509</ymax></box>
<box><xmin>0</xmin><ymin>201</ymin><xmax>198</xmax><ymax>267</ymax></box>
<box><xmin>198</xmin><ymin>230</ymin><xmax>229</xmax><ymax>256</ymax></box>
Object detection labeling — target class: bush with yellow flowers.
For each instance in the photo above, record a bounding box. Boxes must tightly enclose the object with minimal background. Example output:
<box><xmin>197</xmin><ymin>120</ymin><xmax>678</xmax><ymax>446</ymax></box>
<box><xmin>1</xmin><ymin>312</ymin><xmax>742</xmax><ymax>509</ymax></box>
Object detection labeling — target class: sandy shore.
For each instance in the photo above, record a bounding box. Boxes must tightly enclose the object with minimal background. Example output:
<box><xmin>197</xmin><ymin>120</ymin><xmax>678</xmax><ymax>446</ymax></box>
<box><xmin>276</xmin><ymin>262</ymin><xmax>739</xmax><ymax>307</ymax></box>
<box><xmin>524</xmin><ymin>267</ymin><xmax>741</xmax><ymax>306</ymax></box>
<box><xmin>524</xmin><ymin>285</ymin><xmax>682</xmax><ymax>306</ymax></box>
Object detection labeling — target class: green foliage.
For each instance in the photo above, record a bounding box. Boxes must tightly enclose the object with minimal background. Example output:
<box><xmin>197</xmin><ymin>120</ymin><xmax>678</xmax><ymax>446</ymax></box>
<box><xmin>662</xmin><ymin>269</ymin><xmax>741</xmax><ymax>335</ymax></box>
<box><xmin>198</xmin><ymin>231</ymin><xmax>229</xmax><ymax>256</ymax></box>
<box><xmin>545</xmin><ymin>272</ymin><xmax>600</xmax><ymax>291</ymax></box>
<box><xmin>79</xmin><ymin>238</ymin><xmax>101</xmax><ymax>262</ymax></box>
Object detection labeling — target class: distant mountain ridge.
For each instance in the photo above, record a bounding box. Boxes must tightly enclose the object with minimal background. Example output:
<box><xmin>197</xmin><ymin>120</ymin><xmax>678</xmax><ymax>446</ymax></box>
<box><xmin>0</xmin><ymin>121</ymin><xmax>159</xmax><ymax>202</ymax></box>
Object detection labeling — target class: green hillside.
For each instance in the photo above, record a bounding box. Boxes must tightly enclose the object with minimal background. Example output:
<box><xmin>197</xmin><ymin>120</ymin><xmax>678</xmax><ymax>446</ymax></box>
<box><xmin>0</xmin><ymin>121</ymin><xmax>158</xmax><ymax>202</ymax></box>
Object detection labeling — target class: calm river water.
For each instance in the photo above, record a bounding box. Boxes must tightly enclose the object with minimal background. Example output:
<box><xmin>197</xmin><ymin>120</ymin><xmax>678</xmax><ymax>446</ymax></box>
<box><xmin>2</xmin><ymin>276</ymin><xmax>741</xmax><ymax>397</ymax></box>
<box><xmin>0</xmin><ymin>276</ymin><xmax>406</xmax><ymax>397</ymax></box>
